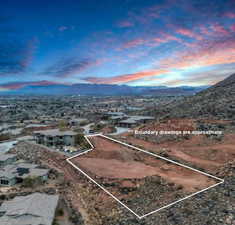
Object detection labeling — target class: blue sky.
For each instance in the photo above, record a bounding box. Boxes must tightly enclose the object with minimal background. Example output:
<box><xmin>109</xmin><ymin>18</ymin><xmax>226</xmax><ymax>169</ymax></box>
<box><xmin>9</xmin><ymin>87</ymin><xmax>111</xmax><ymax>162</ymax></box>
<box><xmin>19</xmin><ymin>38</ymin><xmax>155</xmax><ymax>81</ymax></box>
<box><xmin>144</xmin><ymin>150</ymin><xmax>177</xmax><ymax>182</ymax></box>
<box><xmin>1</xmin><ymin>0</ymin><xmax>235</xmax><ymax>91</ymax></box>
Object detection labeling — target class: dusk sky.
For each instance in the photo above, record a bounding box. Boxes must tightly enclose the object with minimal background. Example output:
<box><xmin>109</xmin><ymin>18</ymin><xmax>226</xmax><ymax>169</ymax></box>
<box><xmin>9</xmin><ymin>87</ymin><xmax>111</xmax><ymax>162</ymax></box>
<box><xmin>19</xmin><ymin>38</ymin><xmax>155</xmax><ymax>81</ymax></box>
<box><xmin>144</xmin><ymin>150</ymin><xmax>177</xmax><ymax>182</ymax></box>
<box><xmin>1</xmin><ymin>0</ymin><xmax>235</xmax><ymax>91</ymax></box>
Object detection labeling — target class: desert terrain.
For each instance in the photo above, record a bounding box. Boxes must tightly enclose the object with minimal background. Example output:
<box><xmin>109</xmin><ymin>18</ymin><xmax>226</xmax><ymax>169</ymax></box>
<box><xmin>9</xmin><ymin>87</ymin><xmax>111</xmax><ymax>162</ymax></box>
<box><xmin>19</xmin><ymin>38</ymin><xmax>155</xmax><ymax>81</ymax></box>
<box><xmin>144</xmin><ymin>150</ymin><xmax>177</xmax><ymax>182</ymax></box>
<box><xmin>70</xmin><ymin>135</ymin><xmax>220</xmax><ymax>216</ymax></box>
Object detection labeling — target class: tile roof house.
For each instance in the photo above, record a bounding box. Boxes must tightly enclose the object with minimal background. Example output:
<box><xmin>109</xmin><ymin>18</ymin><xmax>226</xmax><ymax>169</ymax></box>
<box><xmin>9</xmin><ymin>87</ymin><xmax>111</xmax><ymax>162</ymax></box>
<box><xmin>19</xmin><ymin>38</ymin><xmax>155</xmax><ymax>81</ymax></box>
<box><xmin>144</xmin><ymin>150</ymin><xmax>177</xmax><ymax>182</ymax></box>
<box><xmin>0</xmin><ymin>193</ymin><xmax>59</xmax><ymax>225</ymax></box>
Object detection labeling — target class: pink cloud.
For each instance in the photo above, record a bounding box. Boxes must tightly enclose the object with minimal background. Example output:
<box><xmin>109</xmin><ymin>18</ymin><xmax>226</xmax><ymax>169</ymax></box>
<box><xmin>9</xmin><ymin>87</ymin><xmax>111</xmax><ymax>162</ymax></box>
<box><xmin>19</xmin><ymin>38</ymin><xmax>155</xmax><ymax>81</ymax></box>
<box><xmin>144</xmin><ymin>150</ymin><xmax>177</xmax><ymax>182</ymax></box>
<box><xmin>121</xmin><ymin>38</ymin><xmax>145</xmax><ymax>49</ymax></box>
<box><xmin>225</xmin><ymin>12</ymin><xmax>235</xmax><ymax>18</ymax></box>
<box><xmin>85</xmin><ymin>69</ymin><xmax>169</xmax><ymax>84</ymax></box>
<box><xmin>85</xmin><ymin>32</ymin><xmax>235</xmax><ymax>85</ymax></box>
<box><xmin>210</xmin><ymin>23</ymin><xmax>230</xmax><ymax>35</ymax></box>
<box><xmin>0</xmin><ymin>80</ymin><xmax>58</xmax><ymax>90</ymax></box>
<box><xmin>153</xmin><ymin>33</ymin><xmax>183</xmax><ymax>45</ymax></box>
<box><xmin>159</xmin><ymin>37</ymin><xmax>235</xmax><ymax>71</ymax></box>
<box><xmin>199</xmin><ymin>25</ymin><xmax>211</xmax><ymax>36</ymax></box>
<box><xmin>177</xmin><ymin>28</ymin><xmax>203</xmax><ymax>40</ymax></box>
<box><xmin>230</xmin><ymin>23</ymin><xmax>235</xmax><ymax>32</ymax></box>
<box><xmin>117</xmin><ymin>20</ymin><xmax>134</xmax><ymax>28</ymax></box>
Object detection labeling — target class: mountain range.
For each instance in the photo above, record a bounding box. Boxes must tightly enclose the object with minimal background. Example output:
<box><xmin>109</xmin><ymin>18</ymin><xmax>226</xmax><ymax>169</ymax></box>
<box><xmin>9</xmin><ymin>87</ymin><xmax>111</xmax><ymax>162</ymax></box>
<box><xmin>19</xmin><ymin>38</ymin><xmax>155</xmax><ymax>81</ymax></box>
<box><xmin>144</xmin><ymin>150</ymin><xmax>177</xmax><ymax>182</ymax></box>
<box><xmin>0</xmin><ymin>83</ymin><xmax>209</xmax><ymax>96</ymax></box>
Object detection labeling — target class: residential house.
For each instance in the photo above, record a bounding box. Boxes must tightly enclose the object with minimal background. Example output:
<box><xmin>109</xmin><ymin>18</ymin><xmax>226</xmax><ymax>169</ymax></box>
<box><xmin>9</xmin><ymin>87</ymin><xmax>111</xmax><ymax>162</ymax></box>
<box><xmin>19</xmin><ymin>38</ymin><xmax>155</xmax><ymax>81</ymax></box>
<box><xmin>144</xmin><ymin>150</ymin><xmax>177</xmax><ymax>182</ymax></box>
<box><xmin>34</xmin><ymin>129</ymin><xmax>77</xmax><ymax>147</ymax></box>
<box><xmin>118</xmin><ymin>116</ymin><xmax>154</xmax><ymax>128</ymax></box>
<box><xmin>0</xmin><ymin>162</ymin><xmax>49</xmax><ymax>186</ymax></box>
<box><xmin>69</xmin><ymin>118</ymin><xmax>88</xmax><ymax>127</ymax></box>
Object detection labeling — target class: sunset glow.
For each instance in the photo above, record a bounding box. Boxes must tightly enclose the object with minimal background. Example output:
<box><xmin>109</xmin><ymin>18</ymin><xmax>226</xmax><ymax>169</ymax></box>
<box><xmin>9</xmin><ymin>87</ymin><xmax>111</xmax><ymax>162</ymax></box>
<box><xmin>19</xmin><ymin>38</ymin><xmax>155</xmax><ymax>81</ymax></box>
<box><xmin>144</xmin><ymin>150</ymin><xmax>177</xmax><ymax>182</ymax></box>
<box><xmin>1</xmin><ymin>0</ymin><xmax>235</xmax><ymax>90</ymax></box>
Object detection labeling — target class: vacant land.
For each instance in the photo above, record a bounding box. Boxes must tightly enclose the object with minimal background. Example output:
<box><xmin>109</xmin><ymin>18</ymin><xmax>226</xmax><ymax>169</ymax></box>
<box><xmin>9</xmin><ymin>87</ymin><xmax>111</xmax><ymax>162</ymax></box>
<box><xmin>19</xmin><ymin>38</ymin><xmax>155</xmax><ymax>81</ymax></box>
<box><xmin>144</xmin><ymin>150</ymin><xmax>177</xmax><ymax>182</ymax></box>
<box><xmin>119</xmin><ymin>119</ymin><xmax>235</xmax><ymax>173</ymax></box>
<box><xmin>71</xmin><ymin>135</ymin><xmax>219</xmax><ymax>216</ymax></box>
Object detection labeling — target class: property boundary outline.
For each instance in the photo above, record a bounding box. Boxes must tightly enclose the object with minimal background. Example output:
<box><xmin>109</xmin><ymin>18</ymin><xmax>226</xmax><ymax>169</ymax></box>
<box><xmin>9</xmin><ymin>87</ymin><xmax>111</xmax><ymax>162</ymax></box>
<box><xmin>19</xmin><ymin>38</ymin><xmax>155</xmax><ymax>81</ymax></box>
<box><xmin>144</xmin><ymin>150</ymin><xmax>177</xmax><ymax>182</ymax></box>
<box><xmin>66</xmin><ymin>133</ymin><xmax>224</xmax><ymax>219</ymax></box>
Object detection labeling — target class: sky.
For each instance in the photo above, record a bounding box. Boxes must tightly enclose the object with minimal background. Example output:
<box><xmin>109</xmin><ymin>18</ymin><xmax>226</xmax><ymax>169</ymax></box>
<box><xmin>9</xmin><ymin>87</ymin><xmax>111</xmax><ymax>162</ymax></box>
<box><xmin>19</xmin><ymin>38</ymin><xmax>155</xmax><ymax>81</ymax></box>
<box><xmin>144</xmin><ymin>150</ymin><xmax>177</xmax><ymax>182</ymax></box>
<box><xmin>1</xmin><ymin>0</ymin><xmax>235</xmax><ymax>91</ymax></box>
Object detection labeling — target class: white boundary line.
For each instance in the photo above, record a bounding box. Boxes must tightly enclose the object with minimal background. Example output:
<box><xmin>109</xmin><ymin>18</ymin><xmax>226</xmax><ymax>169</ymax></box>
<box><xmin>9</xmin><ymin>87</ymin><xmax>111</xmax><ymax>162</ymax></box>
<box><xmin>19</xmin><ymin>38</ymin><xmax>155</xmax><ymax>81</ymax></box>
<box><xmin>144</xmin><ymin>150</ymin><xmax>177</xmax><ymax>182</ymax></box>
<box><xmin>66</xmin><ymin>133</ymin><xmax>224</xmax><ymax>219</ymax></box>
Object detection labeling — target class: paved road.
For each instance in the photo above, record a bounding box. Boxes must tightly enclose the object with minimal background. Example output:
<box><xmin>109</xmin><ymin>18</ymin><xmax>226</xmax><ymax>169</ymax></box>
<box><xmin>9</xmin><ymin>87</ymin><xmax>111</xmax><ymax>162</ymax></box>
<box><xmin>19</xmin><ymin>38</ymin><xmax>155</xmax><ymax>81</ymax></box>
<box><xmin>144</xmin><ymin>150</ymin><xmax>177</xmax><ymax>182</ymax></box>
<box><xmin>109</xmin><ymin>126</ymin><xmax>130</xmax><ymax>135</ymax></box>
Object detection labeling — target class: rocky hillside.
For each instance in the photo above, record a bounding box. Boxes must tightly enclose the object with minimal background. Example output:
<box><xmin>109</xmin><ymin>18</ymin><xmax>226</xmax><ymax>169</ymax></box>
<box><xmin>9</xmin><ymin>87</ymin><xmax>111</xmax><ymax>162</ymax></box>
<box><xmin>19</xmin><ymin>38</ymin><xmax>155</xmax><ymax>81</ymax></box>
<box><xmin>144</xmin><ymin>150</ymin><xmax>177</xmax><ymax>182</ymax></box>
<box><xmin>155</xmin><ymin>73</ymin><xmax>235</xmax><ymax>120</ymax></box>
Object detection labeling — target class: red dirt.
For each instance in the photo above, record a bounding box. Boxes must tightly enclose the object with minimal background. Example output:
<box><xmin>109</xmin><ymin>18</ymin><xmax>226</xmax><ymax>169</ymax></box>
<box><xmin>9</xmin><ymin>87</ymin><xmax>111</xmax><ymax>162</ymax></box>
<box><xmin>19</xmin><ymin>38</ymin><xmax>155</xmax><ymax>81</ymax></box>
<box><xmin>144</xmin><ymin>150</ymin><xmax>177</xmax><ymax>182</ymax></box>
<box><xmin>77</xmin><ymin>158</ymin><xmax>159</xmax><ymax>179</ymax></box>
<box><xmin>71</xmin><ymin>136</ymin><xmax>217</xmax><ymax>192</ymax></box>
<box><xmin>121</xmin><ymin>132</ymin><xmax>235</xmax><ymax>172</ymax></box>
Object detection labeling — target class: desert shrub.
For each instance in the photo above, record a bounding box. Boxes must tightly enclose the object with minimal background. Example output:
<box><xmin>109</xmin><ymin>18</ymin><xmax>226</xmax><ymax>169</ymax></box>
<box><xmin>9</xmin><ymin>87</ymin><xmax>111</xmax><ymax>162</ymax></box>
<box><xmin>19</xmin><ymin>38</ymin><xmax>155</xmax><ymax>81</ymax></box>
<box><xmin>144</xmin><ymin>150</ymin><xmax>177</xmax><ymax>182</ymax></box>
<box><xmin>75</xmin><ymin>133</ymin><xmax>90</xmax><ymax>149</ymax></box>
<box><xmin>56</xmin><ymin>208</ymin><xmax>64</xmax><ymax>216</ymax></box>
<box><xmin>22</xmin><ymin>176</ymin><xmax>43</xmax><ymax>188</ymax></box>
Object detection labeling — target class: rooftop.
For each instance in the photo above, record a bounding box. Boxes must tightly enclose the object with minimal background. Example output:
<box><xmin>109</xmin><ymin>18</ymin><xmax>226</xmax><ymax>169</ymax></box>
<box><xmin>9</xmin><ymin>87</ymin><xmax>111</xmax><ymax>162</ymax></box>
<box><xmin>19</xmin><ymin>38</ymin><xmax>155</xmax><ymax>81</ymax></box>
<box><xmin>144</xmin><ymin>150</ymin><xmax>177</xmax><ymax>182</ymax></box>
<box><xmin>0</xmin><ymin>162</ymin><xmax>49</xmax><ymax>180</ymax></box>
<box><xmin>0</xmin><ymin>193</ymin><xmax>59</xmax><ymax>225</ymax></box>
<box><xmin>34</xmin><ymin>129</ymin><xmax>77</xmax><ymax>136</ymax></box>
<box><xmin>0</xmin><ymin>154</ymin><xmax>17</xmax><ymax>162</ymax></box>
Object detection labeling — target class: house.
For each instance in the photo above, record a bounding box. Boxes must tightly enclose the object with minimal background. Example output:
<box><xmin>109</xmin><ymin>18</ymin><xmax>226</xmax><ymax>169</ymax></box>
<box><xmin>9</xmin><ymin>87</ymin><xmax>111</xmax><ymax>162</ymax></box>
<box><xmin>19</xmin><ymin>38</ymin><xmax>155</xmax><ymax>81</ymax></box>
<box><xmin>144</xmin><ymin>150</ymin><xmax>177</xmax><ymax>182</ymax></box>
<box><xmin>0</xmin><ymin>154</ymin><xmax>17</xmax><ymax>167</ymax></box>
<box><xmin>103</xmin><ymin>112</ymin><xmax>126</xmax><ymax>120</ymax></box>
<box><xmin>0</xmin><ymin>170</ymin><xmax>16</xmax><ymax>186</ymax></box>
<box><xmin>118</xmin><ymin>116</ymin><xmax>155</xmax><ymax>128</ymax></box>
<box><xmin>16</xmin><ymin>162</ymin><xmax>49</xmax><ymax>182</ymax></box>
<box><xmin>0</xmin><ymin>162</ymin><xmax>49</xmax><ymax>186</ymax></box>
<box><xmin>109</xmin><ymin>115</ymin><xmax>128</xmax><ymax>124</ymax></box>
<box><xmin>125</xmin><ymin>106</ymin><xmax>144</xmax><ymax>111</ymax></box>
<box><xmin>129</xmin><ymin>116</ymin><xmax>155</xmax><ymax>124</ymax></box>
<box><xmin>34</xmin><ymin>129</ymin><xmax>77</xmax><ymax>147</ymax></box>
<box><xmin>69</xmin><ymin>118</ymin><xmax>88</xmax><ymax>127</ymax></box>
<box><xmin>105</xmin><ymin>112</ymin><xmax>126</xmax><ymax>117</ymax></box>
<box><xmin>0</xmin><ymin>193</ymin><xmax>59</xmax><ymax>225</ymax></box>
<box><xmin>118</xmin><ymin>118</ymin><xmax>138</xmax><ymax>128</ymax></box>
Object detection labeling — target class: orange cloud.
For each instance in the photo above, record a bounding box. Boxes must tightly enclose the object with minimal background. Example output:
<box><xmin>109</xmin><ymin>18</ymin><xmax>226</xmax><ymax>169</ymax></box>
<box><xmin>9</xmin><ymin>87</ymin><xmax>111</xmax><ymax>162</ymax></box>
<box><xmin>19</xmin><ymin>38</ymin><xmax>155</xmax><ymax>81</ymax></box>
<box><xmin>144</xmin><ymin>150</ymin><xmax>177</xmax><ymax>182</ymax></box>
<box><xmin>86</xmin><ymin>69</ymin><xmax>169</xmax><ymax>84</ymax></box>
<box><xmin>160</xmin><ymin>70</ymin><xmax>233</xmax><ymax>86</ymax></box>
<box><xmin>87</xmin><ymin>36</ymin><xmax>235</xmax><ymax>85</ymax></box>
<box><xmin>159</xmin><ymin>38</ymin><xmax>235</xmax><ymax>70</ymax></box>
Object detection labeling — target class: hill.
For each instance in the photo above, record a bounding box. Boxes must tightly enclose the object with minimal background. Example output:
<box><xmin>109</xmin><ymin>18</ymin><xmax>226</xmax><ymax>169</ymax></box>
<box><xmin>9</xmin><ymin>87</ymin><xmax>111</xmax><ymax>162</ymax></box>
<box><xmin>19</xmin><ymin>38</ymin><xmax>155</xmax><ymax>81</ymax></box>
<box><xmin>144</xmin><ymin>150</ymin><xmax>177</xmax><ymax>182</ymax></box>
<box><xmin>154</xmin><ymin>73</ymin><xmax>235</xmax><ymax>120</ymax></box>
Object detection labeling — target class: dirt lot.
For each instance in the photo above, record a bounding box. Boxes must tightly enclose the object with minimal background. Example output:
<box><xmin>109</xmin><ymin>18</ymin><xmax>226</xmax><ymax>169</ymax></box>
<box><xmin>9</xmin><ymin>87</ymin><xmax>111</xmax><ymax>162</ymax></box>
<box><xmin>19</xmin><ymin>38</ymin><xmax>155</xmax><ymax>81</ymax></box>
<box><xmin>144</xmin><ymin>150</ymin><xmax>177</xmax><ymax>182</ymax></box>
<box><xmin>118</xmin><ymin>119</ymin><xmax>235</xmax><ymax>173</ymax></box>
<box><xmin>70</xmin><ymin>135</ymin><xmax>219</xmax><ymax>216</ymax></box>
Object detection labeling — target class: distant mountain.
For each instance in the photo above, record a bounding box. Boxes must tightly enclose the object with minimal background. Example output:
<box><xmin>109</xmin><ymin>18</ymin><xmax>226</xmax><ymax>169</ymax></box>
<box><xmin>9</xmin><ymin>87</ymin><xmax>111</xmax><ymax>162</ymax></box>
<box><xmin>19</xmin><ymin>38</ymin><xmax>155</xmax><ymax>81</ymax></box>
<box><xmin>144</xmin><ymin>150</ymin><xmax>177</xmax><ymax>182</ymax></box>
<box><xmin>154</xmin><ymin>73</ymin><xmax>235</xmax><ymax>119</ymax></box>
<box><xmin>0</xmin><ymin>83</ymin><xmax>208</xmax><ymax>96</ymax></box>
